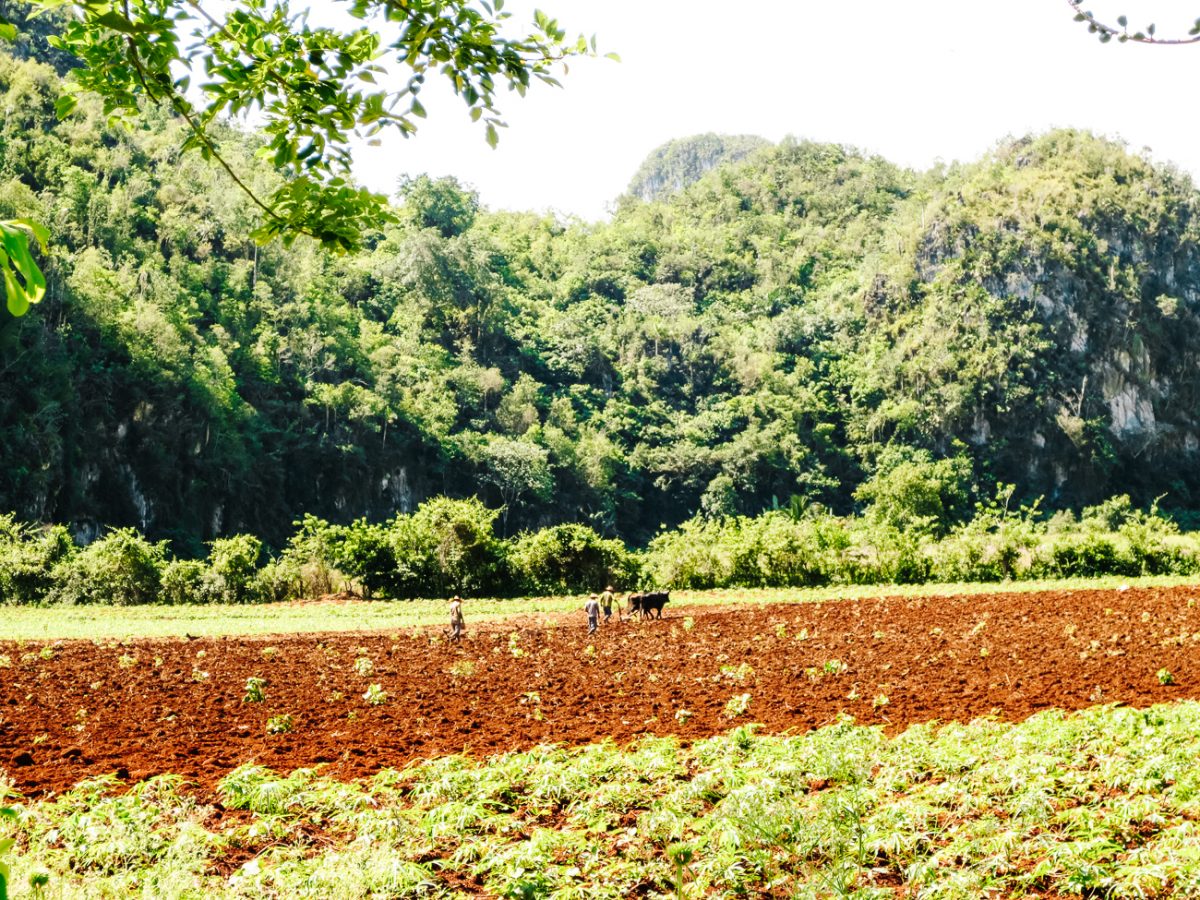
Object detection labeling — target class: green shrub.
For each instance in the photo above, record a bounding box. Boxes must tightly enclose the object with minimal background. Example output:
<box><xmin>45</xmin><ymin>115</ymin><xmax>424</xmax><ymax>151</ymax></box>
<box><xmin>508</xmin><ymin>523</ymin><xmax>635</xmax><ymax>594</ymax></box>
<box><xmin>47</xmin><ymin>528</ymin><xmax>167</xmax><ymax>606</ymax></box>
<box><xmin>1047</xmin><ymin>532</ymin><xmax>1130</xmax><ymax>578</ymax></box>
<box><xmin>642</xmin><ymin>517</ymin><xmax>731</xmax><ymax>590</ymax></box>
<box><xmin>390</xmin><ymin>497</ymin><xmax>506</xmax><ymax>598</ymax></box>
<box><xmin>204</xmin><ymin>534</ymin><xmax>264</xmax><ymax>603</ymax></box>
<box><xmin>854</xmin><ymin>445</ymin><xmax>973</xmax><ymax>538</ymax></box>
<box><xmin>929</xmin><ymin>487</ymin><xmax>1043</xmax><ymax>581</ymax></box>
<box><xmin>279</xmin><ymin>514</ymin><xmax>340</xmax><ymax>597</ymax></box>
<box><xmin>322</xmin><ymin>519</ymin><xmax>396</xmax><ymax>598</ymax></box>
<box><xmin>159</xmin><ymin>558</ymin><xmax>206</xmax><ymax>605</ymax></box>
<box><xmin>0</xmin><ymin>516</ymin><xmax>75</xmax><ymax>606</ymax></box>
<box><xmin>254</xmin><ymin>556</ymin><xmax>303</xmax><ymax>603</ymax></box>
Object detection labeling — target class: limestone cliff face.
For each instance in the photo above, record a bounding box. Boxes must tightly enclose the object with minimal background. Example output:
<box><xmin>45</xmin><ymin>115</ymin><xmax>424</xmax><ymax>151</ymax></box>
<box><xmin>885</xmin><ymin>131</ymin><xmax>1200</xmax><ymax>505</ymax></box>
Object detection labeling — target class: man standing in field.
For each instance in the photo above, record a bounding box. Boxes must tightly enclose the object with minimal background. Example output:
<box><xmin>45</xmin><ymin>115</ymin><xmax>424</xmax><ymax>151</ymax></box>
<box><xmin>584</xmin><ymin>594</ymin><xmax>601</xmax><ymax>635</ymax></box>
<box><xmin>447</xmin><ymin>595</ymin><xmax>465</xmax><ymax>641</ymax></box>
<box><xmin>600</xmin><ymin>585</ymin><xmax>615</xmax><ymax>623</ymax></box>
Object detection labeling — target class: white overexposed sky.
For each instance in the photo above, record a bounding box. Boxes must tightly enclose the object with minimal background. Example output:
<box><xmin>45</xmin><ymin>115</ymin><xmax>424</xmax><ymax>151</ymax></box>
<box><xmin>339</xmin><ymin>0</ymin><xmax>1200</xmax><ymax>221</ymax></box>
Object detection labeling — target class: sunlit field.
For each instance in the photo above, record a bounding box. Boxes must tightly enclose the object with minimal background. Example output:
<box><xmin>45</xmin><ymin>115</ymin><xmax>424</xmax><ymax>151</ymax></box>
<box><xmin>2</xmin><ymin>574</ymin><xmax>1197</xmax><ymax>642</ymax></box>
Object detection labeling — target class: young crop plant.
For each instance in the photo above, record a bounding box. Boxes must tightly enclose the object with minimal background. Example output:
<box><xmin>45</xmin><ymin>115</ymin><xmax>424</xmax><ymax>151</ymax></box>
<box><xmin>261</xmin><ymin>646</ymin><xmax>279</xmax><ymax>660</ymax></box>
<box><xmin>724</xmin><ymin>693</ymin><xmax>752</xmax><ymax>719</ymax></box>
<box><xmin>683</xmin><ymin>616</ymin><xmax>695</xmax><ymax>631</ymax></box>
<box><xmin>667</xmin><ymin>842</ymin><xmax>697</xmax><ymax>900</ymax></box>
<box><xmin>822</xmin><ymin>659</ymin><xmax>848</xmax><ymax>676</ymax></box>
<box><xmin>191</xmin><ymin>668</ymin><xmax>210</xmax><ymax>682</ymax></box>
<box><xmin>449</xmin><ymin>660</ymin><xmax>476</xmax><ymax>679</ymax></box>
<box><xmin>353</xmin><ymin>655</ymin><xmax>374</xmax><ymax>677</ymax></box>
<box><xmin>1157</xmin><ymin>668</ymin><xmax>1175</xmax><ymax>685</ymax></box>
<box><xmin>775</xmin><ymin>623</ymin><xmax>787</xmax><ymax>639</ymax></box>
<box><xmin>520</xmin><ymin>691</ymin><xmax>544</xmax><ymax>722</ymax></box>
<box><xmin>363</xmin><ymin>683</ymin><xmax>388</xmax><ymax>706</ymax></box>
<box><xmin>719</xmin><ymin>663</ymin><xmax>755</xmax><ymax>682</ymax></box>
<box><xmin>508</xmin><ymin>632</ymin><xmax>524</xmax><ymax>659</ymax></box>
<box><xmin>265</xmin><ymin>713</ymin><xmax>294</xmax><ymax>734</ymax></box>
<box><xmin>243</xmin><ymin>676</ymin><xmax>267</xmax><ymax>703</ymax></box>
<box><xmin>0</xmin><ymin>830</ymin><xmax>9</xmax><ymax>897</ymax></box>
<box><xmin>0</xmin><ymin>654</ymin><xmax>10</xmax><ymax>668</ymax></box>
<box><xmin>675</xmin><ymin>708</ymin><xmax>693</xmax><ymax>724</ymax></box>
<box><xmin>117</xmin><ymin>654</ymin><xmax>137</xmax><ymax>669</ymax></box>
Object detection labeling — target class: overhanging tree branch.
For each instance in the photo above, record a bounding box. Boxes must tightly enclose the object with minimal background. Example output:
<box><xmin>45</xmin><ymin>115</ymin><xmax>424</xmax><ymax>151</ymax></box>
<box><xmin>1068</xmin><ymin>1</ymin><xmax>1200</xmax><ymax>45</ymax></box>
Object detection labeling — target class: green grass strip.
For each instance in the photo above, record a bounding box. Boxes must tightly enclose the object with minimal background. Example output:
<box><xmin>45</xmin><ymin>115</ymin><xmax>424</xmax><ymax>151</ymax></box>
<box><xmin>1</xmin><ymin>574</ymin><xmax>1198</xmax><ymax>642</ymax></box>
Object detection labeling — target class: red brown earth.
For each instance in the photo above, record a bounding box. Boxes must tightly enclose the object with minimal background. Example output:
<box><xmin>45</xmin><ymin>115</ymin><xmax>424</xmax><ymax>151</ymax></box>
<box><xmin>2</xmin><ymin>585</ymin><xmax>1199</xmax><ymax>800</ymax></box>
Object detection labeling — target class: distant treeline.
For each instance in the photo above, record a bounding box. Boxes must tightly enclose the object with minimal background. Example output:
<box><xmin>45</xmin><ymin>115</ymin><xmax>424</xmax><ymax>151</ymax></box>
<box><xmin>2</xmin><ymin>492</ymin><xmax>1198</xmax><ymax>606</ymax></box>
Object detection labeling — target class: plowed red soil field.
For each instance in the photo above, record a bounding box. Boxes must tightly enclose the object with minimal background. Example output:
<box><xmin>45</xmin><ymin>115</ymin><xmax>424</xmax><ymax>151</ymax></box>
<box><xmin>3</xmin><ymin>585</ymin><xmax>1199</xmax><ymax>799</ymax></box>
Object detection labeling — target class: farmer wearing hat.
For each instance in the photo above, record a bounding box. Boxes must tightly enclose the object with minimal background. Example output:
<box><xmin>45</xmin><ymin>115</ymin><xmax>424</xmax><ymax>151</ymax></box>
<box><xmin>599</xmin><ymin>585</ymin><xmax>615</xmax><ymax>623</ymax></box>
<box><xmin>447</xmin><ymin>595</ymin><xmax>465</xmax><ymax>641</ymax></box>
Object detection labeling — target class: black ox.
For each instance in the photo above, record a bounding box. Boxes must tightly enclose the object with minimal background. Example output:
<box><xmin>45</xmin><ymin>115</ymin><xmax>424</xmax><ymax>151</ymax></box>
<box><xmin>627</xmin><ymin>590</ymin><xmax>670</xmax><ymax>620</ymax></box>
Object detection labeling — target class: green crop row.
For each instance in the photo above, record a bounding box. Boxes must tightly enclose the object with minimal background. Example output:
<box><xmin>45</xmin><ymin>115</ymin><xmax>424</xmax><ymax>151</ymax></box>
<box><xmin>5</xmin><ymin>702</ymin><xmax>1200</xmax><ymax>897</ymax></box>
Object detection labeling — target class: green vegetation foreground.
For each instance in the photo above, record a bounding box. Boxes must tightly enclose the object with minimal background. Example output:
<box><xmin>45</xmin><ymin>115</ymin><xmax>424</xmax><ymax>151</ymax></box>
<box><xmin>4</xmin><ymin>704</ymin><xmax>1200</xmax><ymax>897</ymax></box>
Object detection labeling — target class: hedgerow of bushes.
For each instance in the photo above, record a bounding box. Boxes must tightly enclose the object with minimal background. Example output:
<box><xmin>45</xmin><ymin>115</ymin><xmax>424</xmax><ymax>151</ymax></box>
<box><xmin>1</xmin><ymin>491</ymin><xmax>1199</xmax><ymax>606</ymax></box>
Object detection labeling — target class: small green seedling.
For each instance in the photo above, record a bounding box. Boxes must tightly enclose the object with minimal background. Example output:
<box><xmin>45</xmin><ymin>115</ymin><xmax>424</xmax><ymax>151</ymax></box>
<box><xmin>675</xmin><ymin>708</ymin><xmax>693</xmax><ymax>724</ymax></box>
<box><xmin>719</xmin><ymin>663</ymin><xmax>754</xmax><ymax>682</ymax></box>
<box><xmin>449</xmin><ymin>660</ymin><xmax>476</xmax><ymax>679</ymax></box>
<box><xmin>1157</xmin><ymin>668</ymin><xmax>1175</xmax><ymax>685</ymax></box>
<box><xmin>363</xmin><ymin>683</ymin><xmax>387</xmax><ymax>706</ymax></box>
<box><xmin>353</xmin><ymin>656</ymin><xmax>374</xmax><ymax>677</ymax></box>
<box><xmin>266</xmin><ymin>714</ymin><xmax>294</xmax><ymax>734</ymax></box>
<box><xmin>682</xmin><ymin>616</ymin><xmax>695</xmax><ymax>631</ymax></box>
<box><xmin>118</xmin><ymin>654</ymin><xmax>137</xmax><ymax>669</ymax></box>
<box><xmin>724</xmin><ymin>693</ymin><xmax>751</xmax><ymax>719</ymax></box>
<box><xmin>243</xmin><ymin>676</ymin><xmax>266</xmax><ymax>703</ymax></box>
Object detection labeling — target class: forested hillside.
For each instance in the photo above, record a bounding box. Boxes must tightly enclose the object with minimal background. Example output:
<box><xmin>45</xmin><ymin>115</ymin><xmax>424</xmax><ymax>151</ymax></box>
<box><xmin>2</xmin><ymin>45</ymin><xmax>1199</xmax><ymax>553</ymax></box>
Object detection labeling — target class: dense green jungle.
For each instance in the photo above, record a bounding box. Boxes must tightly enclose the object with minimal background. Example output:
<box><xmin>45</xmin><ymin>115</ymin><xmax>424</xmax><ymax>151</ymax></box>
<box><xmin>2</xmin><ymin>31</ymin><xmax>1200</xmax><ymax>557</ymax></box>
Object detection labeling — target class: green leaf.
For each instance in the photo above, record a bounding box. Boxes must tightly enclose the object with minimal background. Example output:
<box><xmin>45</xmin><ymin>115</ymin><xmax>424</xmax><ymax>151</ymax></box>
<box><xmin>0</xmin><ymin>220</ymin><xmax>48</xmax><ymax>315</ymax></box>
<box><xmin>3</xmin><ymin>269</ymin><xmax>29</xmax><ymax>317</ymax></box>
<box><xmin>9</xmin><ymin>219</ymin><xmax>48</xmax><ymax>248</ymax></box>
<box><xmin>0</xmin><ymin>21</ymin><xmax>16</xmax><ymax>42</ymax></box>
<box><xmin>91</xmin><ymin>11</ymin><xmax>138</xmax><ymax>34</ymax></box>
<box><xmin>485</xmin><ymin>122</ymin><xmax>498</xmax><ymax>148</ymax></box>
<box><xmin>54</xmin><ymin>93</ymin><xmax>77</xmax><ymax>119</ymax></box>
